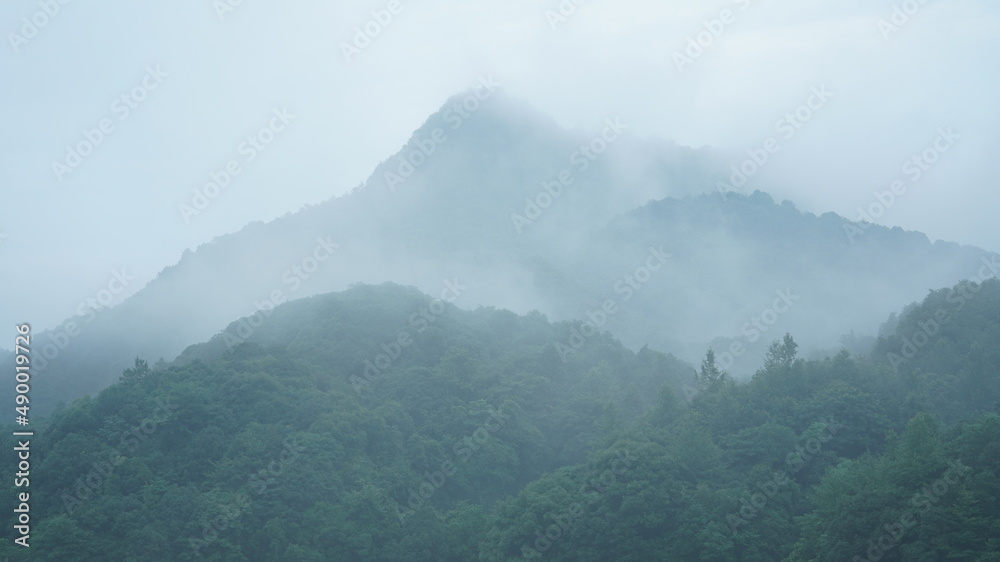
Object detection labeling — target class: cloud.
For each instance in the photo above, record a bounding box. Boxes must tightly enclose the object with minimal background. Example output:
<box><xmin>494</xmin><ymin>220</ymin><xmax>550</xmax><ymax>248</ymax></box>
<box><xmin>1</xmin><ymin>0</ymin><xmax>998</xmax><ymax>331</ymax></box>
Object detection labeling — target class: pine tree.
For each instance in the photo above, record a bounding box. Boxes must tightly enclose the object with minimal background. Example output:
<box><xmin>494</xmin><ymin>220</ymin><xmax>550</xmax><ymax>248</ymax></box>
<box><xmin>698</xmin><ymin>348</ymin><xmax>727</xmax><ymax>391</ymax></box>
<box><xmin>762</xmin><ymin>333</ymin><xmax>798</xmax><ymax>373</ymax></box>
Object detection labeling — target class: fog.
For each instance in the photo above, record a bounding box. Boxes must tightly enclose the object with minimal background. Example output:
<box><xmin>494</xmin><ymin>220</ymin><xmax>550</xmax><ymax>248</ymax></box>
<box><xmin>1</xmin><ymin>0</ymin><xmax>997</xmax><ymax>334</ymax></box>
<box><xmin>4</xmin><ymin>4</ymin><xmax>1000</xmax><ymax>558</ymax></box>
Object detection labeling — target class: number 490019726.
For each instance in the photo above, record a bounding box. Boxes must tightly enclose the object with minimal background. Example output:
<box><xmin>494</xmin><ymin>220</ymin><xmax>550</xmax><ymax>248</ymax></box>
<box><xmin>14</xmin><ymin>324</ymin><xmax>31</xmax><ymax>421</ymax></box>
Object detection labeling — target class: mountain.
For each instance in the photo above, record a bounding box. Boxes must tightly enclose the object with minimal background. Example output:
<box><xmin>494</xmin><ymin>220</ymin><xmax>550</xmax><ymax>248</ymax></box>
<box><xmin>6</xmin><ymin>90</ymin><xmax>996</xmax><ymax>415</ymax></box>
<box><xmin>572</xmin><ymin>192</ymin><xmax>993</xmax><ymax>367</ymax></box>
<box><xmin>0</xmin><ymin>283</ymin><xmax>694</xmax><ymax>560</ymax></box>
<box><xmin>3</xmin><ymin>280</ymin><xmax>997</xmax><ymax>560</ymax></box>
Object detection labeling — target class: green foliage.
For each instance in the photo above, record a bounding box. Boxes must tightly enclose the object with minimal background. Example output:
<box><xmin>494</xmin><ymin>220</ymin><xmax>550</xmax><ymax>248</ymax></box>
<box><xmin>698</xmin><ymin>348</ymin><xmax>729</xmax><ymax>392</ymax></box>
<box><xmin>2</xmin><ymin>280</ymin><xmax>998</xmax><ymax>560</ymax></box>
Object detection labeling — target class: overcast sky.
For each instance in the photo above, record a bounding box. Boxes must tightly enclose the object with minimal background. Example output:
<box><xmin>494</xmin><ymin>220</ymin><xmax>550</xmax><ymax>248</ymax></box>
<box><xmin>2</xmin><ymin>0</ymin><xmax>998</xmax><ymax>332</ymax></box>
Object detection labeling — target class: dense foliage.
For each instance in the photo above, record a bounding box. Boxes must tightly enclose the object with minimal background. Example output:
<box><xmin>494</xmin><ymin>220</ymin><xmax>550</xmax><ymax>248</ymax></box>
<box><xmin>2</xmin><ymin>280</ymin><xmax>997</xmax><ymax>560</ymax></box>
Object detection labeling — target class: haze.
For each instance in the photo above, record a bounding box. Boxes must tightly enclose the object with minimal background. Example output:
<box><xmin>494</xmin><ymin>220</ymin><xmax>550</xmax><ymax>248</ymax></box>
<box><xmin>1</xmin><ymin>0</ymin><xmax>998</xmax><ymax>332</ymax></box>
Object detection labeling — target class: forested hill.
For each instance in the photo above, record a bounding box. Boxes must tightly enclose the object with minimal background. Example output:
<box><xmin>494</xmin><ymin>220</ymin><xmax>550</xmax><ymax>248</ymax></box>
<box><xmin>0</xmin><ymin>283</ymin><xmax>694</xmax><ymax>560</ymax></box>
<box><xmin>543</xmin><ymin>190</ymin><xmax>992</xmax><ymax>368</ymax></box>
<box><xmin>2</xmin><ymin>280</ymin><xmax>998</xmax><ymax>560</ymax></box>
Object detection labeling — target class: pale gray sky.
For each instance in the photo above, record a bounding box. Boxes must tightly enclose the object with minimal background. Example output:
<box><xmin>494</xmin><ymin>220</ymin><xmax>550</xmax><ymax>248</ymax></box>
<box><xmin>2</xmin><ymin>0</ymin><xmax>998</xmax><ymax>332</ymax></box>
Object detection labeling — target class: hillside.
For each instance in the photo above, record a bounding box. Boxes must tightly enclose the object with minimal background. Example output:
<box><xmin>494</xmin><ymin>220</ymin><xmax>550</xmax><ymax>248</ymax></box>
<box><xmin>0</xmin><ymin>283</ymin><xmax>693</xmax><ymax>560</ymax></box>
<box><xmin>2</xmin><ymin>280</ymin><xmax>998</xmax><ymax>560</ymax></box>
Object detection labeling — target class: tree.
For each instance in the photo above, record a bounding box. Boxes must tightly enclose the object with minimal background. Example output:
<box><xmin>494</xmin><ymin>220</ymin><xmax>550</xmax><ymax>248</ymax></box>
<box><xmin>698</xmin><ymin>348</ymin><xmax>727</xmax><ymax>391</ymax></box>
<box><xmin>120</xmin><ymin>357</ymin><xmax>150</xmax><ymax>384</ymax></box>
<box><xmin>762</xmin><ymin>334</ymin><xmax>798</xmax><ymax>373</ymax></box>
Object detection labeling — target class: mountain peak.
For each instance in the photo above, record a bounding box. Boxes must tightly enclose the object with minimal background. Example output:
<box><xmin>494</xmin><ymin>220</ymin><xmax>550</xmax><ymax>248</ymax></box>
<box><xmin>390</xmin><ymin>86</ymin><xmax>566</xmax><ymax>169</ymax></box>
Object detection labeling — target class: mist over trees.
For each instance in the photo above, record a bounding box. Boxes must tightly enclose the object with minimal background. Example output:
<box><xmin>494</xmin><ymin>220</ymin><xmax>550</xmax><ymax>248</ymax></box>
<box><xmin>2</xmin><ymin>78</ymin><xmax>998</xmax><ymax>560</ymax></box>
<box><xmin>2</xmin><ymin>280</ymin><xmax>997</xmax><ymax>560</ymax></box>
<box><xmin>3</xmin><ymin>94</ymin><xmax>992</xmax><ymax>417</ymax></box>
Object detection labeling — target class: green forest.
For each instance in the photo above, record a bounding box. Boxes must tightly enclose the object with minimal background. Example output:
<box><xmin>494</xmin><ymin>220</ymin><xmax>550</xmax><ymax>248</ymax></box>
<box><xmin>2</xmin><ymin>280</ymin><xmax>998</xmax><ymax>561</ymax></box>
